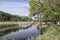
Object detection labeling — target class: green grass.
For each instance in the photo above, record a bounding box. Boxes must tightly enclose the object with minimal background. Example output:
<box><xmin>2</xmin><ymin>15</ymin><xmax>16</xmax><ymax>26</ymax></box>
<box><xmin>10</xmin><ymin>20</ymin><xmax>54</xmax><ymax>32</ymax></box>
<box><xmin>29</xmin><ymin>24</ymin><xmax>60</xmax><ymax>40</ymax></box>
<box><xmin>37</xmin><ymin>24</ymin><xmax>60</xmax><ymax>40</ymax></box>
<box><xmin>0</xmin><ymin>23</ymin><xmax>19</xmax><ymax>29</ymax></box>
<box><xmin>0</xmin><ymin>22</ymin><xmax>32</xmax><ymax>38</ymax></box>
<box><xmin>0</xmin><ymin>22</ymin><xmax>32</xmax><ymax>32</ymax></box>
<box><xmin>0</xmin><ymin>22</ymin><xmax>20</xmax><ymax>37</ymax></box>
<box><xmin>0</xmin><ymin>22</ymin><xmax>19</xmax><ymax>32</ymax></box>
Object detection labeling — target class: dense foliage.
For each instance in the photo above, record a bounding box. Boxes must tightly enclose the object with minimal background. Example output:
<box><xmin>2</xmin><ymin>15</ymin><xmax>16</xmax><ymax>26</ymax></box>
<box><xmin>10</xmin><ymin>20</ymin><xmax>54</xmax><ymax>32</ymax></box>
<box><xmin>29</xmin><ymin>0</ymin><xmax>60</xmax><ymax>23</ymax></box>
<box><xmin>29</xmin><ymin>0</ymin><xmax>60</xmax><ymax>40</ymax></box>
<box><xmin>0</xmin><ymin>11</ymin><xmax>32</xmax><ymax>22</ymax></box>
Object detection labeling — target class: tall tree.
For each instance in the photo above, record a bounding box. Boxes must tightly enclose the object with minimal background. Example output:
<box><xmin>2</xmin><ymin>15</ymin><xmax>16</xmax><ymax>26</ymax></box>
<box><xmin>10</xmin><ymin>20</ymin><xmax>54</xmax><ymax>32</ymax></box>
<box><xmin>29</xmin><ymin>0</ymin><xmax>60</xmax><ymax>24</ymax></box>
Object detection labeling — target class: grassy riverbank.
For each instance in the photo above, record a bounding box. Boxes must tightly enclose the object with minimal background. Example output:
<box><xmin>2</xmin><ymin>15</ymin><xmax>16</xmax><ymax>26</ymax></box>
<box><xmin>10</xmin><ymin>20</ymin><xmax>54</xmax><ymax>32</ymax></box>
<box><xmin>37</xmin><ymin>24</ymin><xmax>60</xmax><ymax>40</ymax></box>
<box><xmin>0</xmin><ymin>22</ymin><xmax>33</xmax><ymax>31</ymax></box>
<box><xmin>0</xmin><ymin>22</ymin><xmax>19</xmax><ymax>36</ymax></box>
<box><xmin>0</xmin><ymin>22</ymin><xmax>19</xmax><ymax>28</ymax></box>
<box><xmin>30</xmin><ymin>24</ymin><xmax>60</xmax><ymax>40</ymax></box>
<box><xmin>0</xmin><ymin>22</ymin><xmax>33</xmax><ymax>36</ymax></box>
<box><xmin>0</xmin><ymin>22</ymin><xmax>19</xmax><ymax>31</ymax></box>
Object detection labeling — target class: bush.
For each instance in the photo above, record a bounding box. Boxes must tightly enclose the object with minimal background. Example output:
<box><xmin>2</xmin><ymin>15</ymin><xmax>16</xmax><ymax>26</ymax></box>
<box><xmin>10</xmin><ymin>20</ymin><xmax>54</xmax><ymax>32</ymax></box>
<box><xmin>37</xmin><ymin>24</ymin><xmax>60</xmax><ymax>40</ymax></box>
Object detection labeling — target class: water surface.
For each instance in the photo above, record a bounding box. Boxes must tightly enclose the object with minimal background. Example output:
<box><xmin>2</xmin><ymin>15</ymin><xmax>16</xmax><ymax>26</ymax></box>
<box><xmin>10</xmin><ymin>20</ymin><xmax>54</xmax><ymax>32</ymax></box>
<box><xmin>2</xmin><ymin>25</ymin><xmax>39</xmax><ymax>40</ymax></box>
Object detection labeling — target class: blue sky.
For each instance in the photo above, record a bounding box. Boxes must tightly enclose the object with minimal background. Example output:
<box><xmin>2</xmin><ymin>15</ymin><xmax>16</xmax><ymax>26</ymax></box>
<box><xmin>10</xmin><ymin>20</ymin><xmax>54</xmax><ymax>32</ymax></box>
<box><xmin>0</xmin><ymin>0</ymin><xmax>29</xmax><ymax>16</ymax></box>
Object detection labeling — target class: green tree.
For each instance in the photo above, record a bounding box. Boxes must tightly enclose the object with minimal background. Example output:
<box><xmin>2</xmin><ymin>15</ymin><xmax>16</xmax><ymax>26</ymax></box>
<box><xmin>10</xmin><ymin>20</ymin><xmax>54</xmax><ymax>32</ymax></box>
<box><xmin>0</xmin><ymin>11</ymin><xmax>32</xmax><ymax>22</ymax></box>
<box><xmin>29</xmin><ymin>0</ymin><xmax>60</xmax><ymax>24</ymax></box>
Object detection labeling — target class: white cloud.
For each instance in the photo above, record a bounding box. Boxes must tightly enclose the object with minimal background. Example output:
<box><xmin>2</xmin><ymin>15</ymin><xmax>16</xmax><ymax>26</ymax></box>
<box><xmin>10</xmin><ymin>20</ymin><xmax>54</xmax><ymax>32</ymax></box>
<box><xmin>0</xmin><ymin>1</ymin><xmax>29</xmax><ymax>16</ymax></box>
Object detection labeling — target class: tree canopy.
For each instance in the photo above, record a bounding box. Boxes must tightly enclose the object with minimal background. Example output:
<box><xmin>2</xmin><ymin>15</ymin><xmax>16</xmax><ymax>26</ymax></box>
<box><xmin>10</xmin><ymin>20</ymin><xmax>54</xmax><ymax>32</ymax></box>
<box><xmin>29</xmin><ymin>0</ymin><xmax>60</xmax><ymax>23</ymax></box>
<box><xmin>0</xmin><ymin>11</ymin><xmax>32</xmax><ymax>22</ymax></box>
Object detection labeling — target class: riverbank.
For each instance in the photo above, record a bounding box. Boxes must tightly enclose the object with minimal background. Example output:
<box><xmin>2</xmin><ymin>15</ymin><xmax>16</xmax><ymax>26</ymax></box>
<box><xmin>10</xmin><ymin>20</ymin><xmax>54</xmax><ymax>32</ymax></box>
<box><xmin>30</xmin><ymin>24</ymin><xmax>60</xmax><ymax>40</ymax></box>
<box><xmin>0</xmin><ymin>22</ymin><xmax>33</xmax><ymax>36</ymax></box>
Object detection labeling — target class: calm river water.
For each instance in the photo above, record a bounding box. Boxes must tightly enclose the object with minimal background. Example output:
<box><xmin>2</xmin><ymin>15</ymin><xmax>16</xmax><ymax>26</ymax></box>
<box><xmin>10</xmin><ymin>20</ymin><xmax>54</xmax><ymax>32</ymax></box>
<box><xmin>2</xmin><ymin>25</ymin><xmax>39</xmax><ymax>40</ymax></box>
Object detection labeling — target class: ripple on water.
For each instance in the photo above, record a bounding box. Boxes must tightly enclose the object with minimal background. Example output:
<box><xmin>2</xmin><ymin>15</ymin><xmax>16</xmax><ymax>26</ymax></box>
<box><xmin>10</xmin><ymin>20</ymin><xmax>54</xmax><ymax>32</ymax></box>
<box><xmin>2</xmin><ymin>25</ymin><xmax>39</xmax><ymax>40</ymax></box>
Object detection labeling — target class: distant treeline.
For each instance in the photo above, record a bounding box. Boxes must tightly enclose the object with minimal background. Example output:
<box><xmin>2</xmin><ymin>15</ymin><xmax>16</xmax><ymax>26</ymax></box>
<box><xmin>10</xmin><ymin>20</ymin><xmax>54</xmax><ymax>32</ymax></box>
<box><xmin>0</xmin><ymin>11</ymin><xmax>32</xmax><ymax>22</ymax></box>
